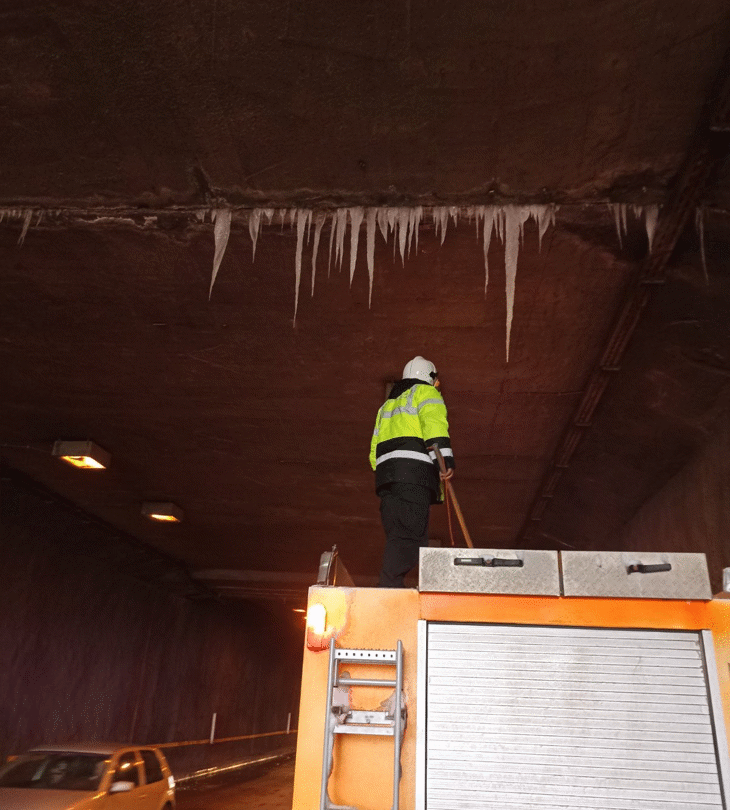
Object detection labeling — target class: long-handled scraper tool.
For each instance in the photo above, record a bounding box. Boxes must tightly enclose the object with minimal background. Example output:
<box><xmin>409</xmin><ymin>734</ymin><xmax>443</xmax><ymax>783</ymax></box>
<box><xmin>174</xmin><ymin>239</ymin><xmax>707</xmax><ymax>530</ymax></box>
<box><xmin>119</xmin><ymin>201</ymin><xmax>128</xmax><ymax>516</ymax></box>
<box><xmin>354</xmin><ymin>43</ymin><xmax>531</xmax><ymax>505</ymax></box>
<box><xmin>428</xmin><ymin>445</ymin><xmax>474</xmax><ymax>548</ymax></box>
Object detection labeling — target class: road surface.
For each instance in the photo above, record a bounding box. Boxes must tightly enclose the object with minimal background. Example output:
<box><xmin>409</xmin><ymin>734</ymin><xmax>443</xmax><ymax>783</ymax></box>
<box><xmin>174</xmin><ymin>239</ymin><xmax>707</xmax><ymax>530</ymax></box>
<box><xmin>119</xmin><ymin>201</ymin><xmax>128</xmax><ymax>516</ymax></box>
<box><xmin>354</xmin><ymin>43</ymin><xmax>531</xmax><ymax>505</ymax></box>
<box><xmin>177</xmin><ymin>759</ymin><xmax>295</xmax><ymax>810</ymax></box>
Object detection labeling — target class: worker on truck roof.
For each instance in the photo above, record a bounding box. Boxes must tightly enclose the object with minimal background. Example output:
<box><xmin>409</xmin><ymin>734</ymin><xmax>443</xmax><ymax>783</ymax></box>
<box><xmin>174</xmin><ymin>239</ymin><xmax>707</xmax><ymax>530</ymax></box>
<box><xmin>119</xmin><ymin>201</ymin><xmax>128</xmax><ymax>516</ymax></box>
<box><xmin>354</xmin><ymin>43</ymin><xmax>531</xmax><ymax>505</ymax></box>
<box><xmin>370</xmin><ymin>356</ymin><xmax>455</xmax><ymax>587</ymax></box>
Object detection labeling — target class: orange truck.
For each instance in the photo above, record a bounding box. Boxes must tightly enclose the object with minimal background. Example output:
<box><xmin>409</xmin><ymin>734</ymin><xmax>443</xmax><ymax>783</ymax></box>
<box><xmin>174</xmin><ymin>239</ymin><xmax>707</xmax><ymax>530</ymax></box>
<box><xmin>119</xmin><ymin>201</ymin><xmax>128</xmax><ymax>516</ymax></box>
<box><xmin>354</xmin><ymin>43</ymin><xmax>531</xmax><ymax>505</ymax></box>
<box><xmin>292</xmin><ymin>548</ymin><xmax>730</xmax><ymax>810</ymax></box>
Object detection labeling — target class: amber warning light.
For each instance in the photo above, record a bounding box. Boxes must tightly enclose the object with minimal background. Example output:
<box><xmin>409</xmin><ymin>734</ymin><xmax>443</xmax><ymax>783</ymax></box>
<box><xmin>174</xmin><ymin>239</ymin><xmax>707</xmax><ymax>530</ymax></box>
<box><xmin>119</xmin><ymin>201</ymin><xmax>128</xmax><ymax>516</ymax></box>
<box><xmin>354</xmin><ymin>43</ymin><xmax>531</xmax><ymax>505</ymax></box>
<box><xmin>306</xmin><ymin>603</ymin><xmax>328</xmax><ymax>651</ymax></box>
<box><xmin>307</xmin><ymin>603</ymin><xmax>326</xmax><ymax>634</ymax></box>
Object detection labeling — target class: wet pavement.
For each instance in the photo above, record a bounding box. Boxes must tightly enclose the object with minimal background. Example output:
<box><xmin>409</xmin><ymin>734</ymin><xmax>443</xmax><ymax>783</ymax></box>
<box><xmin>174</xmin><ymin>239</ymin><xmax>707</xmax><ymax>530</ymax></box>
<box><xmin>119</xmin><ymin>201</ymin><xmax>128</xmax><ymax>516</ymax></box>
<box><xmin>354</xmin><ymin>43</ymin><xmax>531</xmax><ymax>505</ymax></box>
<box><xmin>176</xmin><ymin>759</ymin><xmax>294</xmax><ymax>810</ymax></box>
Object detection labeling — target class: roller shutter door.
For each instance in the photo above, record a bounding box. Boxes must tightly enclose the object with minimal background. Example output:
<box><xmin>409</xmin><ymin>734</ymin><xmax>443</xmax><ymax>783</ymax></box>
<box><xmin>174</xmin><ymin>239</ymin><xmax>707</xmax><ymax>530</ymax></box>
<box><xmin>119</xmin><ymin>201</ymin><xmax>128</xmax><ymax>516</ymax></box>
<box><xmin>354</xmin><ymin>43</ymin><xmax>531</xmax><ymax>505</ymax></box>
<box><xmin>426</xmin><ymin>624</ymin><xmax>726</xmax><ymax>810</ymax></box>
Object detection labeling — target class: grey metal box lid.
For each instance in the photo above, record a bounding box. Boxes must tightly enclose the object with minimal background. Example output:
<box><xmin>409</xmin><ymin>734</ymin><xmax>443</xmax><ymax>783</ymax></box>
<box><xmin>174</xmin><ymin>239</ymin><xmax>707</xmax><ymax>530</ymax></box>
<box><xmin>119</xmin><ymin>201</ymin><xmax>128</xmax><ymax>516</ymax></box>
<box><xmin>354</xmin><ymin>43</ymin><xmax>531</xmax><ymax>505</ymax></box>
<box><xmin>419</xmin><ymin>548</ymin><xmax>560</xmax><ymax>595</ymax></box>
<box><xmin>561</xmin><ymin>551</ymin><xmax>712</xmax><ymax>600</ymax></box>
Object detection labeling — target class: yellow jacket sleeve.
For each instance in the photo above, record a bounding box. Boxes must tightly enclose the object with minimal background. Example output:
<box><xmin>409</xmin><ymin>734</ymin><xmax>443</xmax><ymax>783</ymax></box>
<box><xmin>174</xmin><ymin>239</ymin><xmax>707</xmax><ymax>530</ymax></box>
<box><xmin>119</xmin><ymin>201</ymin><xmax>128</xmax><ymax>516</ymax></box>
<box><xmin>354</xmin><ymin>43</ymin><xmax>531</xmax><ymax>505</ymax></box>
<box><xmin>369</xmin><ymin>406</ymin><xmax>381</xmax><ymax>470</ymax></box>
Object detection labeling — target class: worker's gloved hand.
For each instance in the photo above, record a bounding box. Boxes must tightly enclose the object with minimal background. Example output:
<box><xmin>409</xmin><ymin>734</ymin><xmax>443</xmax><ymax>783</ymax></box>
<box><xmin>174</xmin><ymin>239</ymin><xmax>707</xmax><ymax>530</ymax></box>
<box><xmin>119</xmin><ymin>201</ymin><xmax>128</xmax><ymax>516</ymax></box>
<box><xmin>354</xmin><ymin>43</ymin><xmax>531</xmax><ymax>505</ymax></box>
<box><xmin>439</xmin><ymin>468</ymin><xmax>454</xmax><ymax>481</ymax></box>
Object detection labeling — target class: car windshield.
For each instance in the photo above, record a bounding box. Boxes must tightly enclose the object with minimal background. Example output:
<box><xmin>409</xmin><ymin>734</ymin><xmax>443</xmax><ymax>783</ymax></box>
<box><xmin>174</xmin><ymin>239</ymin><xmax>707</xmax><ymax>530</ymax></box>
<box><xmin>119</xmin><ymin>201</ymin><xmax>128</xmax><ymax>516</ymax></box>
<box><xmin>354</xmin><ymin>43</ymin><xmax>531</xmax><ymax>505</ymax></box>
<box><xmin>0</xmin><ymin>752</ymin><xmax>108</xmax><ymax>791</ymax></box>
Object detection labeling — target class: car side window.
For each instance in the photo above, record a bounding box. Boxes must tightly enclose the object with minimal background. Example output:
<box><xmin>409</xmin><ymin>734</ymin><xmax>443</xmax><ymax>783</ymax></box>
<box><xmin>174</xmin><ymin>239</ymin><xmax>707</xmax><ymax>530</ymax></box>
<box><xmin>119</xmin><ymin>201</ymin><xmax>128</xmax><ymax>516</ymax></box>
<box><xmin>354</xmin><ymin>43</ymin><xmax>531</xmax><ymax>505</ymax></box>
<box><xmin>112</xmin><ymin>752</ymin><xmax>139</xmax><ymax>787</ymax></box>
<box><xmin>140</xmin><ymin>750</ymin><xmax>163</xmax><ymax>784</ymax></box>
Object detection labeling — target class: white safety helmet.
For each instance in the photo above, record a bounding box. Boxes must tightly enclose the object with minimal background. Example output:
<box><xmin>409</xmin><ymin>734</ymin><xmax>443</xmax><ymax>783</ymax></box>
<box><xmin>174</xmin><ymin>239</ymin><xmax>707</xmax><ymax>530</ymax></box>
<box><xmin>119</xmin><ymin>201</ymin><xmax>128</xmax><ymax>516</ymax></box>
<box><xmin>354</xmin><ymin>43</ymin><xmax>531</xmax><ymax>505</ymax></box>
<box><xmin>402</xmin><ymin>356</ymin><xmax>438</xmax><ymax>385</ymax></box>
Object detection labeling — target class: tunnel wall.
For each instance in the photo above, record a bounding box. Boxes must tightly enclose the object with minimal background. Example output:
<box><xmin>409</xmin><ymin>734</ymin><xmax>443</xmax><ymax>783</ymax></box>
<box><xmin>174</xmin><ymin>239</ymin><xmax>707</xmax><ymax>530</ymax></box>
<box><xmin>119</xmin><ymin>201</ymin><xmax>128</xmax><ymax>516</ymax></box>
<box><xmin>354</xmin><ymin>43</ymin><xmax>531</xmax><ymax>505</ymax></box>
<box><xmin>0</xmin><ymin>472</ymin><xmax>303</xmax><ymax>765</ymax></box>
<box><xmin>617</xmin><ymin>410</ymin><xmax>730</xmax><ymax>592</ymax></box>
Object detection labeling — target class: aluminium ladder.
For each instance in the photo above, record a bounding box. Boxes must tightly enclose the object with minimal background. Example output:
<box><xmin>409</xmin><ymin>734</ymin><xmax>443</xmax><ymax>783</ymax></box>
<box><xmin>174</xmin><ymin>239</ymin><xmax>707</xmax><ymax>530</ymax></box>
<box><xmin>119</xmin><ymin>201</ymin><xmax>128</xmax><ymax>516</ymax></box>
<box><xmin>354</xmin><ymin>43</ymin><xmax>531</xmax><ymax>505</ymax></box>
<box><xmin>320</xmin><ymin>638</ymin><xmax>405</xmax><ymax>810</ymax></box>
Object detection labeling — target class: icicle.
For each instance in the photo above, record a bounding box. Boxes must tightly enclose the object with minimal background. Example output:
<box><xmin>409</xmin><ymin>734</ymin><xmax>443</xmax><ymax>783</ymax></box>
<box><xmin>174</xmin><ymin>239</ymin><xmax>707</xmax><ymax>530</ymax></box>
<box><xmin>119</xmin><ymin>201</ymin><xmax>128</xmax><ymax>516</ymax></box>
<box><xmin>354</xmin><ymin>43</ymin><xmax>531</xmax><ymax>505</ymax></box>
<box><xmin>482</xmin><ymin>206</ymin><xmax>497</xmax><ymax>295</ymax></box>
<box><xmin>610</xmin><ymin>204</ymin><xmax>623</xmax><ymax>249</ymax></box>
<box><xmin>376</xmin><ymin>207</ymin><xmax>390</xmax><ymax>244</ymax></box>
<box><xmin>17</xmin><ymin>209</ymin><xmax>32</xmax><ymax>246</ymax></box>
<box><xmin>503</xmin><ymin>206</ymin><xmax>531</xmax><ymax>363</ymax></box>
<box><xmin>348</xmin><ymin>207</ymin><xmax>364</xmax><ymax>285</ymax></box>
<box><xmin>311</xmin><ymin>211</ymin><xmax>325</xmax><ymax>295</ymax></box>
<box><xmin>448</xmin><ymin>206</ymin><xmax>460</xmax><ymax>229</ymax></box>
<box><xmin>396</xmin><ymin>207</ymin><xmax>409</xmax><ymax>266</ymax></box>
<box><xmin>495</xmin><ymin>207</ymin><xmax>506</xmax><ymax>243</ymax></box>
<box><xmin>293</xmin><ymin>209</ymin><xmax>311</xmax><ymax>323</ymax></box>
<box><xmin>387</xmin><ymin>208</ymin><xmax>399</xmax><ymax>260</ymax></box>
<box><xmin>630</xmin><ymin>204</ymin><xmax>644</xmax><ymax>244</ymax></box>
<box><xmin>406</xmin><ymin>207</ymin><xmax>417</xmax><ymax>257</ymax></box>
<box><xmin>413</xmin><ymin>206</ymin><xmax>423</xmax><ymax>254</ymax></box>
<box><xmin>696</xmin><ymin>207</ymin><xmax>709</xmax><ymax>284</ymax></box>
<box><xmin>433</xmin><ymin>206</ymin><xmax>449</xmax><ymax>244</ymax></box>
<box><xmin>278</xmin><ymin>208</ymin><xmax>287</xmax><ymax>231</ymax></box>
<box><xmin>195</xmin><ymin>210</ymin><xmax>206</xmax><ymax>222</ymax></box>
<box><xmin>463</xmin><ymin>206</ymin><xmax>477</xmax><ymax>240</ymax></box>
<box><xmin>366</xmin><ymin>208</ymin><xmax>376</xmax><ymax>306</ymax></box>
<box><xmin>619</xmin><ymin>203</ymin><xmax>627</xmax><ymax>240</ymax></box>
<box><xmin>528</xmin><ymin>205</ymin><xmax>552</xmax><ymax>252</ymax></box>
<box><xmin>472</xmin><ymin>206</ymin><xmax>483</xmax><ymax>240</ymax></box>
<box><xmin>644</xmin><ymin>205</ymin><xmax>658</xmax><ymax>252</ymax></box>
<box><xmin>248</xmin><ymin>209</ymin><xmax>261</xmax><ymax>261</ymax></box>
<box><xmin>334</xmin><ymin>208</ymin><xmax>348</xmax><ymax>270</ymax></box>
<box><xmin>431</xmin><ymin>207</ymin><xmax>441</xmax><ymax>243</ymax></box>
<box><xmin>327</xmin><ymin>211</ymin><xmax>336</xmax><ymax>277</ymax></box>
<box><xmin>209</xmin><ymin>208</ymin><xmax>232</xmax><ymax>299</ymax></box>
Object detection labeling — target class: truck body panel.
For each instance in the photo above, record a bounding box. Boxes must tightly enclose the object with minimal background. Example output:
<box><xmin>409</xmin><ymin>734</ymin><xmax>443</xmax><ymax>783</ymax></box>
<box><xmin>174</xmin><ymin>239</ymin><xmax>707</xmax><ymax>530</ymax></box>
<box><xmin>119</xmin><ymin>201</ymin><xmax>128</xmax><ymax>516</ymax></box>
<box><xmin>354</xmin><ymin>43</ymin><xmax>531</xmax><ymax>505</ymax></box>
<box><xmin>293</xmin><ymin>554</ymin><xmax>730</xmax><ymax>810</ymax></box>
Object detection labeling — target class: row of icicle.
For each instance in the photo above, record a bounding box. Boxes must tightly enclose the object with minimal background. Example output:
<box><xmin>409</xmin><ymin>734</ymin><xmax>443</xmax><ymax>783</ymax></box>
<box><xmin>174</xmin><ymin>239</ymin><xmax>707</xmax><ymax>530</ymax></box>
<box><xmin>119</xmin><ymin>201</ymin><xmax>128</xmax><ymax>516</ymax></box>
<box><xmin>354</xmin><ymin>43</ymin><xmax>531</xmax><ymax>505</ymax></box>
<box><xmin>3</xmin><ymin>203</ymin><xmax>711</xmax><ymax>361</ymax></box>
<box><xmin>205</xmin><ymin>203</ymin><xmax>657</xmax><ymax>361</ymax></box>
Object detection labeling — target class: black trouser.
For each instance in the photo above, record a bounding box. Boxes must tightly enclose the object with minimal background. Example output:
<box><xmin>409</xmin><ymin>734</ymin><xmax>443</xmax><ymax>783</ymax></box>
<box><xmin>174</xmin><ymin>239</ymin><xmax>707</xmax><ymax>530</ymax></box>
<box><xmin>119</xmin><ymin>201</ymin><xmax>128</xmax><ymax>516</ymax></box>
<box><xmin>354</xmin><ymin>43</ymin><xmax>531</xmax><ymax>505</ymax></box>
<box><xmin>378</xmin><ymin>483</ymin><xmax>431</xmax><ymax>588</ymax></box>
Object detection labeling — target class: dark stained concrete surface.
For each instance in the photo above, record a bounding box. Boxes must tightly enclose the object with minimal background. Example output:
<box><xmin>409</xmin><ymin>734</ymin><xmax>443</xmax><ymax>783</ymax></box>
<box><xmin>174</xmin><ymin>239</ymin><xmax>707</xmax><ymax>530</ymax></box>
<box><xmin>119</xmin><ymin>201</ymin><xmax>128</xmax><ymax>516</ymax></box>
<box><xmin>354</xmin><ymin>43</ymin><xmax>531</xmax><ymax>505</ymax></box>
<box><xmin>178</xmin><ymin>759</ymin><xmax>295</xmax><ymax>810</ymax></box>
<box><xmin>2</xmin><ymin>2</ymin><xmax>729</xmax><ymax>205</ymax></box>
<box><xmin>540</xmin><ymin>217</ymin><xmax>730</xmax><ymax>556</ymax></box>
<box><xmin>0</xmin><ymin>470</ymin><xmax>303</xmax><ymax>763</ymax></box>
<box><xmin>617</xmin><ymin>406</ymin><xmax>730</xmax><ymax>593</ymax></box>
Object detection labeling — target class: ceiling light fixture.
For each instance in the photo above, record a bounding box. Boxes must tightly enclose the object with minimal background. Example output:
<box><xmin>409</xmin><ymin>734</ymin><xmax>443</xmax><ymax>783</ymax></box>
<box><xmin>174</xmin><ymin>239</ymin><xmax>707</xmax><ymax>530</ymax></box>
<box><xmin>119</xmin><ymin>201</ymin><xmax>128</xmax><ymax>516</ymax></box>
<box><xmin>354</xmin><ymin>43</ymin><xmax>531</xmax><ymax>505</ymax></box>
<box><xmin>52</xmin><ymin>440</ymin><xmax>110</xmax><ymax>470</ymax></box>
<box><xmin>141</xmin><ymin>502</ymin><xmax>184</xmax><ymax>523</ymax></box>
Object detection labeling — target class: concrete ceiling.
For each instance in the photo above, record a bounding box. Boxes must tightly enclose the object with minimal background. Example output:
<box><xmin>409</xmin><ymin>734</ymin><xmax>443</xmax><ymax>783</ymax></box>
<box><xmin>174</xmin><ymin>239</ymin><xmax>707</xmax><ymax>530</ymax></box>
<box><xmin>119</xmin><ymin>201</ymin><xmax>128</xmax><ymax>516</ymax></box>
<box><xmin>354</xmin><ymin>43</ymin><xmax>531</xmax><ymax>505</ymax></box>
<box><xmin>2</xmin><ymin>1</ymin><xmax>730</xmax><ymax>600</ymax></box>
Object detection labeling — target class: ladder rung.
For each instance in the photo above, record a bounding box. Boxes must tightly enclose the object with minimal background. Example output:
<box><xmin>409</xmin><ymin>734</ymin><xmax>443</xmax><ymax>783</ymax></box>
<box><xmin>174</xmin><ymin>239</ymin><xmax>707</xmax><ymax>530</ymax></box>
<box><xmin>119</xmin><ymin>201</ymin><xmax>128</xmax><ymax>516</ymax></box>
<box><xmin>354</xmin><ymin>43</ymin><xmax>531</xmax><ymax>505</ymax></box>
<box><xmin>334</xmin><ymin>726</ymin><xmax>395</xmax><ymax>736</ymax></box>
<box><xmin>337</xmin><ymin>676</ymin><xmax>396</xmax><ymax>687</ymax></box>
<box><xmin>335</xmin><ymin>648</ymin><xmax>397</xmax><ymax>662</ymax></box>
<box><xmin>346</xmin><ymin>710</ymin><xmax>391</xmax><ymax>724</ymax></box>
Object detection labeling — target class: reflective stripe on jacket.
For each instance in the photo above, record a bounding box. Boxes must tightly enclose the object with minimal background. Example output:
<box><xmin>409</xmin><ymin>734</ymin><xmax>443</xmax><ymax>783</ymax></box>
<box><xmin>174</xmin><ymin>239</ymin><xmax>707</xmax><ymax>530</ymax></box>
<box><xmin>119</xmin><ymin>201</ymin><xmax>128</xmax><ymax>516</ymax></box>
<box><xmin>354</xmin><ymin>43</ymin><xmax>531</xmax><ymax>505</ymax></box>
<box><xmin>369</xmin><ymin>379</ymin><xmax>455</xmax><ymax>496</ymax></box>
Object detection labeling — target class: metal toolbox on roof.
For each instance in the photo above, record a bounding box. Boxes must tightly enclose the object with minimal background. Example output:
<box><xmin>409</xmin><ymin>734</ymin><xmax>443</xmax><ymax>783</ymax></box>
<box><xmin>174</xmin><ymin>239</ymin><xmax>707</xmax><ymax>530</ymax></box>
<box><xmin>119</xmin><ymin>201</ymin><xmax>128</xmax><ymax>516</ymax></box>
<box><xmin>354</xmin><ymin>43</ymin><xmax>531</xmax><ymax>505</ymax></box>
<box><xmin>418</xmin><ymin>548</ymin><xmax>560</xmax><ymax>595</ymax></box>
<box><xmin>561</xmin><ymin>551</ymin><xmax>712</xmax><ymax>599</ymax></box>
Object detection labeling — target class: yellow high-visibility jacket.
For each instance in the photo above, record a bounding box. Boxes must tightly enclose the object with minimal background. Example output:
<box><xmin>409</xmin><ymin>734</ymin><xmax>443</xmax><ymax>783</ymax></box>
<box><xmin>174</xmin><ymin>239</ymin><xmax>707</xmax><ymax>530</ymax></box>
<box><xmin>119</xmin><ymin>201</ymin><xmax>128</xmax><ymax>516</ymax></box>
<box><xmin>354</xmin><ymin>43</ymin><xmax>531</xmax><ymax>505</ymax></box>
<box><xmin>370</xmin><ymin>379</ymin><xmax>455</xmax><ymax>498</ymax></box>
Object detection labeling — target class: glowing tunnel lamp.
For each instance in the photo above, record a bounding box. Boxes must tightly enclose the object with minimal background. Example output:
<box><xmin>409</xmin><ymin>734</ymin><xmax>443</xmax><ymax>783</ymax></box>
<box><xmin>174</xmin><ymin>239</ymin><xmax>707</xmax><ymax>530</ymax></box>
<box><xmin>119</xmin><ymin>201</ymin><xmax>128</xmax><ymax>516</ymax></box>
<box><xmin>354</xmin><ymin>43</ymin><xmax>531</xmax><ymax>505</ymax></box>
<box><xmin>52</xmin><ymin>440</ymin><xmax>110</xmax><ymax>470</ymax></box>
<box><xmin>141</xmin><ymin>502</ymin><xmax>184</xmax><ymax>523</ymax></box>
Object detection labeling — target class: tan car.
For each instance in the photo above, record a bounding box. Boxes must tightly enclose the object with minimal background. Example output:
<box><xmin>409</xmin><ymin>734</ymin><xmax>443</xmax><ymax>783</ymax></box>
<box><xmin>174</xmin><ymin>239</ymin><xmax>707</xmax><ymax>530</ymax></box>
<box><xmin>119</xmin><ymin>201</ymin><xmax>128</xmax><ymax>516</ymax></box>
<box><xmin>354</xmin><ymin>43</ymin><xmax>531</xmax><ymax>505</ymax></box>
<box><xmin>0</xmin><ymin>743</ymin><xmax>175</xmax><ymax>810</ymax></box>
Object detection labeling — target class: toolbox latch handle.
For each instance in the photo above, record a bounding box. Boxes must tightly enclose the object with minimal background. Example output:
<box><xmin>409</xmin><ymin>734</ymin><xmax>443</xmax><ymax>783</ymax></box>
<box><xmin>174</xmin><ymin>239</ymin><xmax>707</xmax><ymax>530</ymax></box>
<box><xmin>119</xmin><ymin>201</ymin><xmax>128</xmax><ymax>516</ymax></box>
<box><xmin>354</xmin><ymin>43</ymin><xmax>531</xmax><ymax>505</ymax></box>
<box><xmin>627</xmin><ymin>563</ymin><xmax>672</xmax><ymax>574</ymax></box>
<box><xmin>454</xmin><ymin>557</ymin><xmax>524</xmax><ymax>568</ymax></box>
